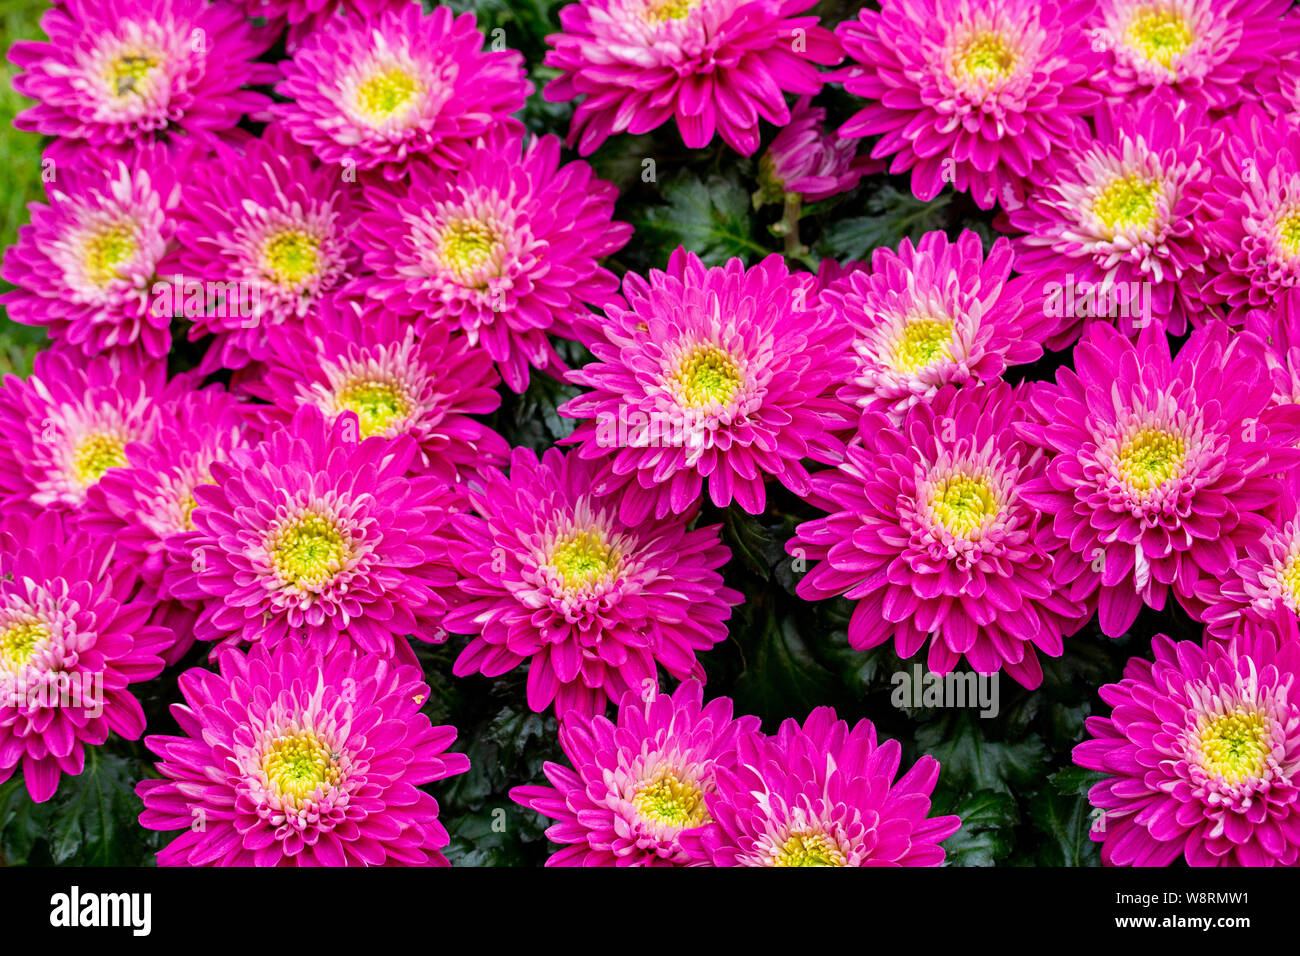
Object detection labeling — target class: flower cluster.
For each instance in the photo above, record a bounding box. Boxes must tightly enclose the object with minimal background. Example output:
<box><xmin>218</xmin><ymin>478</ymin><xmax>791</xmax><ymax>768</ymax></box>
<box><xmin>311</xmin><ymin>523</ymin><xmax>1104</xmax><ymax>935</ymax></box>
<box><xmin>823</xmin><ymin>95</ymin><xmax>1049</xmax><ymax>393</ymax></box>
<box><xmin>6</xmin><ymin>0</ymin><xmax>1300</xmax><ymax>871</ymax></box>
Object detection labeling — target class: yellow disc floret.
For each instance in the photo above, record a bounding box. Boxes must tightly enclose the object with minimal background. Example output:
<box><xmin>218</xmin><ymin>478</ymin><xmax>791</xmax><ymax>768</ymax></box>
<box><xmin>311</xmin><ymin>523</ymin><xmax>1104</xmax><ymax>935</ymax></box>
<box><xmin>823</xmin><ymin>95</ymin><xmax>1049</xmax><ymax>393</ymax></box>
<box><xmin>1125</xmin><ymin>8</ymin><xmax>1193</xmax><ymax>69</ymax></box>
<box><xmin>632</xmin><ymin>771</ymin><xmax>709</xmax><ymax>828</ymax></box>
<box><xmin>1094</xmin><ymin>176</ymin><xmax>1163</xmax><ymax>231</ymax></box>
<box><xmin>550</xmin><ymin>530</ymin><xmax>616</xmax><ymax>590</ymax></box>
<box><xmin>891</xmin><ymin>318</ymin><xmax>955</xmax><ymax>373</ymax></box>
<box><xmin>773</xmin><ymin>831</ymin><xmax>848</xmax><ymax>867</ymax></box>
<box><xmin>643</xmin><ymin>0</ymin><xmax>700</xmax><ymax>23</ymax></box>
<box><xmin>955</xmin><ymin>32</ymin><xmax>1018</xmax><ymax>81</ymax></box>
<box><xmin>1199</xmin><ymin>710</ymin><xmax>1271</xmax><ymax>785</ymax></box>
<box><xmin>108</xmin><ymin>52</ymin><xmax>157</xmax><ymax>97</ymax></box>
<box><xmin>262</xmin><ymin>731</ymin><xmax>341</xmax><ymax>805</ymax></box>
<box><xmin>1276</xmin><ymin>212</ymin><xmax>1300</xmax><ymax>257</ymax></box>
<box><xmin>263</xmin><ymin>230</ymin><xmax>321</xmax><ymax>286</ymax></box>
<box><xmin>269</xmin><ymin>513</ymin><xmax>350</xmax><ymax>590</ymax></box>
<box><xmin>73</xmin><ymin>433</ymin><xmax>128</xmax><ymax>486</ymax></box>
<box><xmin>0</xmin><ymin>619</ymin><xmax>48</xmax><ymax>674</ymax></box>
<box><xmin>931</xmin><ymin>474</ymin><xmax>998</xmax><ymax>536</ymax></box>
<box><xmin>1116</xmin><ymin>427</ymin><xmax>1186</xmax><ymax>490</ymax></box>
<box><xmin>671</xmin><ymin>345</ymin><xmax>743</xmax><ymax>408</ymax></box>
<box><xmin>337</xmin><ymin>379</ymin><xmax>410</xmax><ymax>438</ymax></box>
<box><xmin>356</xmin><ymin>67</ymin><xmax>425</xmax><ymax>123</ymax></box>
<box><xmin>83</xmin><ymin>223</ymin><xmax>137</xmax><ymax>287</ymax></box>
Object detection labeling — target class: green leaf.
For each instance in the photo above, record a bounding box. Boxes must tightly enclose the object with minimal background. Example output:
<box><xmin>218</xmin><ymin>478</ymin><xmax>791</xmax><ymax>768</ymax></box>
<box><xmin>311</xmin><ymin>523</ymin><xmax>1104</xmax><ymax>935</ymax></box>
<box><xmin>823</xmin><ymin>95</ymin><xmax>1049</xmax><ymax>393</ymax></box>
<box><xmin>815</xmin><ymin>184</ymin><xmax>952</xmax><ymax>262</ymax></box>
<box><xmin>939</xmin><ymin>789</ymin><xmax>1019</xmax><ymax>867</ymax></box>
<box><xmin>733</xmin><ymin>616</ymin><xmax>842</xmax><ymax>725</ymax></box>
<box><xmin>633</xmin><ymin>171</ymin><xmax>771</xmax><ymax>266</ymax></box>
<box><xmin>914</xmin><ymin>712</ymin><xmax>1047</xmax><ymax>795</ymax></box>
<box><xmin>1028</xmin><ymin>779</ymin><xmax>1102</xmax><ymax>867</ymax></box>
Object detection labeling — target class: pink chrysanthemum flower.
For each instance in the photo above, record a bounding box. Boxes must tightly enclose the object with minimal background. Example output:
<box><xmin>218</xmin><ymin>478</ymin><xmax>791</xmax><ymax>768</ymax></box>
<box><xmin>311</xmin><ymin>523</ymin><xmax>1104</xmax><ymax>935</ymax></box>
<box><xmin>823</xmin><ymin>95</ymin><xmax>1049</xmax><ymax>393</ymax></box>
<box><xmin>1074</xmin><ymin>624</ymin><xmax>1300</xmax><ymax>867</ymax></box>
<box><xmin>1196</xmin><ymin>479</ymin><xmax>1300</xmax><ymax>643</ymax></box>
<box><xmin>1018</xmin><ymin>322</ymin><xmax>1300</xmax><ymax>638</ymax></box>
<box><xmin>167</xmin><ymin>404</ymin><xmax>460</xmax><ymax>658</ymax></box>
<box><xmin>821</xmin><ymin>230</ymin><xmax>1054</xmax><ymax>423</ymax></box>
<box><xmin>164</xmin><ymin>125</ymin><xmax>361</xmax><ymax>373</ymax></box>
<box><xmin>510</xmin><ymin>681</ymin><xmax>760</xmax><ymax>866</ymax></box>
<box><xmin>80</xmin><ymin>388</ymin><xmax>256</xmax><ymax>663</ymax></box>
<box><xmin>835</xmin><ymin>0</ymin><xmax>1100</xmax><ymax>210</ymax></box>
<box><xmin>560</xmin><ymin>249</ymin><xmax>853</xmax><ymax>524</ymax></box>
<box><xmin>1086</xmin><ymin>0</ymin><xmax>1294</xmax><ymax>111</ymax></box>
<box><xmin>10</xmin><ymin>0</ymin><xmax>277</xmax><ymax>164</ymax></box>
<box><xmin>683</xmin><ymin>707</ymin><xmax>961</xmax><ymax>866</ymax></box>
<box><xmin>356</xmin><ymin>131</ymin><xmax>631</xmax><ymax>392</ymax></box>
<box><xmin>1</xmin><ymin>511</ymin><xmax>169</xmax><ymax>803</ymax></box>
<box><xmin>1202</xmin><ymin>106</ymin><xmax>1300</xmax><ymax>328</ymax></box>
<box><xmin>0</xmin><ymin>347</ymin><xmax>191</xmax><ymax>513</ymax></box>
<box><xmin>754</xmin><ymin>96</ymin><xmax>873</xmax><ymax>206</ymax></box>
<box><xmin>272</xmin><ymin>4</ymin><xmax>529</xmax><ymax>179</ymax></box>
<box><xmin>137</xmin><ymin>641</ymin><xmax>469</xmax><ymax>866</ymax></box>
<box><xmin>244</xmin><ymin>295</ymin><xmax>509</xmax><ymax>485</ymax></box>
<box><xmin>790</xmin><ymin>383</ymin><xmax>1086</xmax><ymax>689</ymax></box>
<box><xmin>446</xmin><ymin>448</ymin><xmax>741</xmax><ymax>719</ymax></box>
<box><xmin>1008</xmin><ymin>94</ymin><xmax>1216</xmax><ymax>348</ymax></box>
<box><xmin>543</xmin><ymin>0</ymin><xmax>839</xmax><ymax>156</ymax></box>
<box><xmin>1</xmin><ymin>146</ymin><xmax>187</xmax><ymax>359</ymax></box>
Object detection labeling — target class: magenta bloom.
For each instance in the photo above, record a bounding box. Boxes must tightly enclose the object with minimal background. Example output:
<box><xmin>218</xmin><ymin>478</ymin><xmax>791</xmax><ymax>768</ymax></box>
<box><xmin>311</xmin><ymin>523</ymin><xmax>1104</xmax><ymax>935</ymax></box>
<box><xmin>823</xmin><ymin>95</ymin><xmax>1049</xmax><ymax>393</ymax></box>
<box><xmin>446</xmin><ymin>448</ymin><xmax>740</xmax><ymax>720</ymax></box>
<box><xmin>821</xmin><ymin>230</ymin><xmax>1055</xmax><ymax>422</ymax></box>
<box><xmin>137</xmin><ymin>641</ymin><xmax>469</xmax><ymax>866</ymax></box>
<box><xmin>0</xmin><ymin>347</ymin><xmax>191</xmax><ymax>513</ymax></box>
<box><xmin>1</xmin><ymin>146</ymin><xmax>186</xmax><ymax>359</ymax></box>
<box><xmin>544</xmin><ymin>0</ymin><xmax>839</xmax><ymax>156</ymax></box>
<box><xmin>684</xmin><ymin>707</ymin><xmax>961</xmax><ymax>866</ymax></box>
<box><xmin>510</xmin><ymin>681</ymin><xmax>760</xmax><ymax>866</ymax></box>
<box><xmin>1197</xmin><ymin>478</ymin><xmax>1300</xmax><ymax>643</ymax></box>
<box><xmin>836</xmin><ymin>0</ymin><xmax>1099</xmax><ymax>209</ymax></box>
<box><xmin>1086</xmin><ymin>0</ymin><xmax>1294</xmax><ymax>111</ymax></box>
<box><xmin>10</xmin><ymin>0</ymin><xmax>276</xmax><ymax>164</ymax></box>
<box><xmin>357</xmin><ymin>131</ymin><xmax>631</xmax><ymax>392</ymax></box>
<box><xmin>1074</xmin><ymin>624</ymin><xmax>1300</xmax><ymax>867</ymax></box>
<box><xmin>755</xmin><ymin>96</ymin><xmax>872</xmax><ymax>205</ymax></box>
<box><xmin>245</xmin><ymin>295</ymin><xmax>508</xmax><ymax>485</ymax></box>
<box><xmin>227</xmin><ymin>0</ymin><xmax>415</xmax><ymax>48</ymax></box>
<box><xmin>561</xmin><ymin>249</ymin><xmax>854</xmax><ymax>524</ymax></box>
<box><xmin>165</xmin><ymin>125</ymin><xmax>361</xmax><ymax>373</ymax></box>
<box><xmin>1202</xmin><ymin>106</ymin><xmax>1300</xmax><ymax>328</ymax></box>
<box><xmin>272</xmin><ymin>4</ymin><xmax>529</xmax><ymax>178</ymax></box>
<box><xmin>791</xmin><ymin>383</ymin><xmax>1086</xmax><ymax>689</ymax></box>
<box><xmin>168</xmin><ymin>404</ymin><xmax>459</xmax><ymax>658</ymax></box>
<box><xmin>80</xmin><ymin>387</ymin><xmax>256</xmax><ymax>664</ymax></box>
<box><xmin>0</xmin><ymin>511</ymin><xmax>169</xmax><ymax>803</ymax></box>
<box><xmin>1018</xmin><ymin>322</ymin><xmax>1300</xmax><ymax>638</ymax></box>
<box><xmin>1008</xmin><ymin>93</ymin><xmax>1216</xmax><ymax>348</ymax></box>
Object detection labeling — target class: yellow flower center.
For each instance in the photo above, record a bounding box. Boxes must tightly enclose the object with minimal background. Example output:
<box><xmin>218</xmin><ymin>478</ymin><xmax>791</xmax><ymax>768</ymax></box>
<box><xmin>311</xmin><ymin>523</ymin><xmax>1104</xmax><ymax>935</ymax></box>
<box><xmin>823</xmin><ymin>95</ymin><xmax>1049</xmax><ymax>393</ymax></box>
<box><xmin>1116</xmin><ymin>427</ymin><xmax>1186</xmax><ymax>490</ymax></box>
<box><xmin>671</xmin><ymin>345</ymin><xmax>743</xmax><ymax>408</ymax></box>
<box><xmin>356</xmin><ymin>67</ymin><xmax>425</xmax><ymax>122</ymax></box>
<box><xmin>644</xmin><ymin>0</ymin><xmax>699</xmax><ymax>22</ymax></box>
<box><xmin>1125</xmin><ymin>8</ymin><xmax>1193</xmax><ymax>69</ymax></box>
<box><xmin>891</xmin><ymin>318</ymin><xmax>954</xmax><ymax>373</ymax></box>
<box><xmin>83</xmin><ymin>223</ymin><xmax>137</xmax><ymax>287</ymax></box>
<box><xmin>262</xmin><ymin>731</ymin><xmax>341</xmax><ymax>804</ymax></box>
<box><xmin>108</xmin><ymin>52</ymin><xmax>156</xmax><ymax>97</ymax></box>
<box><xmin>439</xmin><ymin>219</ymin><xmax>500</xmax><ymax>282</ymax></box>
<box><xmin>931</xmin><ymin>474</ymin><xmax>998</xmax><ymax>536</ymax></box>
<box><xmin>269</xmin><ymin>513</ymin><xmax>349</xmax><ymax>590</ymax></box>
<box><xmin>1199</xmin><ymin>710</ymin><xmax>1271</xmax><ymax>785</ymax></box>
<box><xmin>632</xmin><ymin>771</ymin><xmax>709</xmax><ymax>828</ymax></box>
<box><xmin>0</xmin><ymin>620</ymin><xmax>47</xmax><ymax>673</ymax></box>
<box><xmin>263</xmin><ymin>230</ymin><xmax>320</xmax><ymax>286</ymax></box>
<box><xmin>550</xmin><ymin>531</ymin><xmax>616</xmax><ymax>590</ymax></box>
<box><xmin>73</xmin><ymin>433</ymin><xmax>128</xmax><ymax>486</ymax></box>
<box><xmin>1277</xmin><ymin>212</ymin><xmax>1300</xmax><ymax>256</ymax></box>
<box><xmin>336</xmin><ymin>379</ymin><xmax>410</xmax><ymax>438</ymax></box>
<box><xmin>1094</xmin><ymin>176</ymin><xmax>1163</xmax><ymax>231</ymax></box>
<box><xmin>773</xmin><ymin>831</ymin><xmax>847</xmax><ymax>867</ymax></box>
<box><xmin>1280</xmin><ymin>553</ymin><xmax>1300</xmax><ymax>610</ymax></box>
<box><xmin>955</xmin><ymin>32</ymin><xmax>1017</xmax><ymax>81</ymax></box>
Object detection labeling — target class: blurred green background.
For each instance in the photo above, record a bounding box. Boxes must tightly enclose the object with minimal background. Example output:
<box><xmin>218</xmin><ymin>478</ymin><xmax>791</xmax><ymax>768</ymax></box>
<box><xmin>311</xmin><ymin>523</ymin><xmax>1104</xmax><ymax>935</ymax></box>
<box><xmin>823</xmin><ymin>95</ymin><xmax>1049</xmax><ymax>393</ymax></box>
<box><xmin>0</xmin><ymin>0</ymin><xmax>52</xmax><ymax>376</ymax></box>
